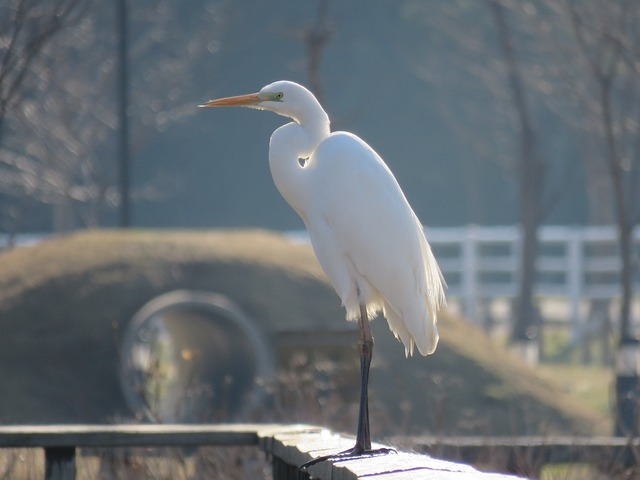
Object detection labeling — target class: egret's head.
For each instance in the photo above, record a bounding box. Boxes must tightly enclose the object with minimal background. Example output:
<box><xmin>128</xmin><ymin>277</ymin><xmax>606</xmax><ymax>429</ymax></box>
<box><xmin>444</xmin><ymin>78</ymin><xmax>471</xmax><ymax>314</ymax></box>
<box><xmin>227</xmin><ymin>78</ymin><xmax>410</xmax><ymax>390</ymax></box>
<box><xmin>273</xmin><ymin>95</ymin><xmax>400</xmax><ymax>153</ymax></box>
<box><xmin>199</xmin><ymin>80</ymin><xmax>324</xmax><ymax>124</ymax></box>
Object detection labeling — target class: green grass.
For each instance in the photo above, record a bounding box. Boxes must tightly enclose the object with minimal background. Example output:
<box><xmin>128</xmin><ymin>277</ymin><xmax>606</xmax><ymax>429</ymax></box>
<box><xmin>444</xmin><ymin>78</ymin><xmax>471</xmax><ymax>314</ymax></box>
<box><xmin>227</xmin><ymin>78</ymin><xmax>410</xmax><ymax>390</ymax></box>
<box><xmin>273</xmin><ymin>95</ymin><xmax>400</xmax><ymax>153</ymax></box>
<box><xmin>541</xmin><ymin>463</ymin><xmax>600</xmax><ymax>480</ymax></box>
<box><xmin>536</xmin><ymin>363</ymin><xmax>612</xmax><ymax>427</ymax></box>
<box><xmin>537</xmin><ymin>328</ymin><xmax>614</xmax><ymax>430</ymax></box>
<box><xmin>487</xmin><ymin>327</ymin><xmax>614</xmax><ymax>432</ymax></box>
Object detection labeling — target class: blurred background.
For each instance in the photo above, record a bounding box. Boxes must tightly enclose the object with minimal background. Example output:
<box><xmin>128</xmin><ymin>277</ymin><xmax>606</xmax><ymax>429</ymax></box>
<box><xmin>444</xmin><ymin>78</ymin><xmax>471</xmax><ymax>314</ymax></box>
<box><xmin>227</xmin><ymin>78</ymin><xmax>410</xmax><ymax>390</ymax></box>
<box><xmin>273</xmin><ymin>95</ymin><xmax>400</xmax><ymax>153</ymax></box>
<box><xmin>1</xmin><ymin>0</ymin><xmax>640</xmax><ymax>476</ymax></box>
<box><xmin>2</xmin><ymin>0</ymin><xmax>620</xmax><ymax>232</ymax></box>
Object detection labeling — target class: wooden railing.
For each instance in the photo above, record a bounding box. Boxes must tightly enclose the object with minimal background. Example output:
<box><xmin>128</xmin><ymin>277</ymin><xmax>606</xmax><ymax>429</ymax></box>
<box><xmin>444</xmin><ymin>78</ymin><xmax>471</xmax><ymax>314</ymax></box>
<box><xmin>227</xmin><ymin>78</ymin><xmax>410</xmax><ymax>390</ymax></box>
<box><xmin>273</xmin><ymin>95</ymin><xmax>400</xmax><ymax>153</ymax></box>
<box><xmin>2</xmin><ymin>424</ymin><xmax>640</xmax><ymax>478</ymax></box>
<box><xmin>0</xmin><ymin>424</ymin><xmax>527</xmax><ymax>479</ymax></box>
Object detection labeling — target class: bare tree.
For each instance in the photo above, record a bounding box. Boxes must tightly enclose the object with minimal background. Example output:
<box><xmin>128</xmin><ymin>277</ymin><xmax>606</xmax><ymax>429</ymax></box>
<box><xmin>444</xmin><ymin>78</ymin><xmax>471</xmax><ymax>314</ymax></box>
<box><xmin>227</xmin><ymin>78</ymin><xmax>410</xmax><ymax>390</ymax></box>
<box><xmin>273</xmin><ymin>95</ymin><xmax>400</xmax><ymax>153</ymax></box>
<box><xmin>0</xmin><ymin>0</ymin><xmax>82</xmax><ymax>239</ymax></box>
<box><xmin>554</xmin><ymin>0</ymin><xmax>640</xmax><ymax>345</ymax></box>
<box><xmin>488</xmin><ymin>0</ymin><xmax>546</xmax><ymax>353</ymax></box>
<box><xmin>0</xmin><ymin>0</ymin><xmax>82</xmax><ymax>143</ymax></box>
<box><xmin>548</xmin><ymin>0</ymin><xmax>640</xmax><ymax>433</ymax></box>
<box><xmin>411</xmin><ymin>1</ymin><xmax>576</xmax><ymax>360</ymax></box>
<box><xmin>303</xmin><ymin>0</ymin><xmax>333</xmax><ymax>103</ymax></box>
<box><xmin>282</xmin><ymin>0</ymin><xmax>333</xmax><ymax>103</ymax></box>
<box><xmin>0</xmin><ymin>0</ymin><xmax>226</xmax><ymax>235</ymax></box>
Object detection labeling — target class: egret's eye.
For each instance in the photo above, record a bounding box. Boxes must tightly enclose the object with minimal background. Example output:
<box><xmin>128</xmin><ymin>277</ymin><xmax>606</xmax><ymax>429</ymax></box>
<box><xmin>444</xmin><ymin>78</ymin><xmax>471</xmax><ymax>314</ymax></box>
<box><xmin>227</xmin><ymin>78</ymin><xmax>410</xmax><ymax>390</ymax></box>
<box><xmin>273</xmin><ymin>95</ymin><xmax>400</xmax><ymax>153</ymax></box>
<box><xmin>275</xmin><ymin>92</ymin><xmax>284</xmax><ymax>101</ymax></box>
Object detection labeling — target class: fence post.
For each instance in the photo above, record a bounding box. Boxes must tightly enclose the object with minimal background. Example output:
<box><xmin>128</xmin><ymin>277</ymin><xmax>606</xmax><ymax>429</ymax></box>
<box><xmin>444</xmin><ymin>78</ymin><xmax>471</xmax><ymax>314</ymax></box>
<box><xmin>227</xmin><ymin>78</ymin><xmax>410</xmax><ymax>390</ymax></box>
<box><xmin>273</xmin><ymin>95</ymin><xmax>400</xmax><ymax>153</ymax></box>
<box><xmin>462</xmin><ymin>226</ymin><xmax>478</xmax><ymax>323</ymax></box>
<box><xmin>45</xmin><ymin>447</ymin><xmax>76</xmax><ymax>480</ymax></box>
<box><xmin>567</xmin><ymin>229</ymin><xmax>583</xmax><ymax>343</ymax></box>
<box><xmin>615</xmin><ymin>337</ymin><xmax>640</xmax><ymax>437</ymax></box>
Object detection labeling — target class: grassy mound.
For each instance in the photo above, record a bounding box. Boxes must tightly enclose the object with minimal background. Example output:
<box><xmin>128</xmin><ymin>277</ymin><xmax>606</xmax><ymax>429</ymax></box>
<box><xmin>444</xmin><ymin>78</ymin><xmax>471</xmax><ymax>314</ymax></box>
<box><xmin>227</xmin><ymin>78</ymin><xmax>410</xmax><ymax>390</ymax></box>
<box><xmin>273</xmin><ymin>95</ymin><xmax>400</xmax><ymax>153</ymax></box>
<box><xmin>0</xmin><ymin>229</ymin><xmax>606</xmax><ymax>435</ymax></box>
<box><xmin>0</xmin><ymin>229</ymin><xmax>343</xmax><ymax>424</ymax></box>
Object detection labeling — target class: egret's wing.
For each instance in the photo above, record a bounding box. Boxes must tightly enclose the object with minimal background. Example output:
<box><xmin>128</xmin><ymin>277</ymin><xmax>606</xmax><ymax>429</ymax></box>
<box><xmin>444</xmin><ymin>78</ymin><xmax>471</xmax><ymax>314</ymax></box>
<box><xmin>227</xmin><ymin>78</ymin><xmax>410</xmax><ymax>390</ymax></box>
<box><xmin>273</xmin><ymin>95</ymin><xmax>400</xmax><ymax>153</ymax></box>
<box><xmin>307</xmin><ymin>132</ymin><xmax>445</xmax><ymax>356</ymax></box>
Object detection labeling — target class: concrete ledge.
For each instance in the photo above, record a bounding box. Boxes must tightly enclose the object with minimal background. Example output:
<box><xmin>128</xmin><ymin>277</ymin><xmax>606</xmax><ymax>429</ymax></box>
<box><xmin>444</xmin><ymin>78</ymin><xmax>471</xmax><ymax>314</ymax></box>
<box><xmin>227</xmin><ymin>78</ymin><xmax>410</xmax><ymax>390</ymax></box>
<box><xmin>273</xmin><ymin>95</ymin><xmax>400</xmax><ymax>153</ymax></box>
<box><xmin>261</xmin><ymin>427</ymin><xmax>527</xmax><ymax>479</ymax></box>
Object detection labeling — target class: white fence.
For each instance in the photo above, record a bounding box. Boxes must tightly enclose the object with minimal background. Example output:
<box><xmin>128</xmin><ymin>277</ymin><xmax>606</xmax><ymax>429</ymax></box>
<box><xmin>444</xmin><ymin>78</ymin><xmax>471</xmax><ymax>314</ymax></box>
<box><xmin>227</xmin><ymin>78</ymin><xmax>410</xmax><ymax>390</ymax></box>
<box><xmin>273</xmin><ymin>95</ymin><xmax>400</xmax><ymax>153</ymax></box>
<box><xmin>427</xmin><ymin>225</ymin><xmax>640</xmax><ymax>333</ymax></box>
<box><xmin>4</xmin><ymin>227</ymin><xmax>639</xmax><ymax>335</ymax></box>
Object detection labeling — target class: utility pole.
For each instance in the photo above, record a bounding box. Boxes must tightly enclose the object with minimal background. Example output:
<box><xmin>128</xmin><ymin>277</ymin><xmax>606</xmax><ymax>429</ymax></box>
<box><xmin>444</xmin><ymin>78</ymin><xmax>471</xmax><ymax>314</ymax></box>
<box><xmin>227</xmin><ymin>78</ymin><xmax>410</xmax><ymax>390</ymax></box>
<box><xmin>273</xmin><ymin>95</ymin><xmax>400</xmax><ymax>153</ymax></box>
<box><xmin>116</xmin><ymin>0</ymin><xmax>131</xmax><ymax>227</ymax></box>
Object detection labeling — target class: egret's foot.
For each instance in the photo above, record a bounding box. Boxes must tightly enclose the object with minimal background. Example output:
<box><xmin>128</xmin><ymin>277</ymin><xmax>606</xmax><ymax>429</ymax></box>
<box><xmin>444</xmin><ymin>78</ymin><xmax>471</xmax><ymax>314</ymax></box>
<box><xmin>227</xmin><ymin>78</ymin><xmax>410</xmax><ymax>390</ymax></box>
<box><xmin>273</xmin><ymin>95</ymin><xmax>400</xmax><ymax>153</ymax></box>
<box><xmin>300</xmin><ymin>446</ymin><xmax>396</xmax><ymax>470</ymax></box>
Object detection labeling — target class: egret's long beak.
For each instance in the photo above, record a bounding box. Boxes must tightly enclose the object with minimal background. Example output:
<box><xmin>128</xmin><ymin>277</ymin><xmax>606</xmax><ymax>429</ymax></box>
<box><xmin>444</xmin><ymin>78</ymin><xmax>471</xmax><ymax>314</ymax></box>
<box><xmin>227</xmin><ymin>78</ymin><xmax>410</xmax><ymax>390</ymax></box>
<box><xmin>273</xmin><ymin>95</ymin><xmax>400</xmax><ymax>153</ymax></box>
<box><xmin>198</xmin><ymin>93</ymin><xmax>261</xmax><ymax>108</ymax></box>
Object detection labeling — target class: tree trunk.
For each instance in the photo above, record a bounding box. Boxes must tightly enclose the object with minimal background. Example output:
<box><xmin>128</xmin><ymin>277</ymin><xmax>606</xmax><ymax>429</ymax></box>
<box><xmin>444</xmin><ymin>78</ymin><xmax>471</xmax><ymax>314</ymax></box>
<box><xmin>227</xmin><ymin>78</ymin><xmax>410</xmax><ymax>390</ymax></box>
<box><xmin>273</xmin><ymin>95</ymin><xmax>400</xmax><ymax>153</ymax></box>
<box><xmin>600</xmin><ymin>79</ymin><xmax>634</xmax><ymax>344</ymax></box>
<box><xmin>594</xmin><ymin>38</ymin><xmax>640</xmax><ymax>436</ymax></box>
<box><xmin>618</xmin><ymin>225</ymin><xmax>634</xmax><ymax>343</ymax></box>
<box><xmin>581</xmin><ymin>134</ymin><xmax>614</xmax><ymax>364</ymax></box>
<box><xmin>489</xmin><ymin>1</ymin><xmax>545</xmax><ymax>351</ymax></box>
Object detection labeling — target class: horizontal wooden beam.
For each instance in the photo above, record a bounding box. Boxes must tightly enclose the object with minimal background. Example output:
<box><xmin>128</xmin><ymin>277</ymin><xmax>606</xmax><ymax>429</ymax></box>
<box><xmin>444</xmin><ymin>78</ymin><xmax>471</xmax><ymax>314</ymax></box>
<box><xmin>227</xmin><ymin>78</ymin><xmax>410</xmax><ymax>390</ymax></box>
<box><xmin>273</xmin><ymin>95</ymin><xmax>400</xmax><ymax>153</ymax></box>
<box><xmin>0</xmin><ymin>424</ymin><xmax>559</xmax><ymax>479</ymax></box>
<box><xmin>0</xmin><ymin>423</ymin><xmax>306</xmax><ymax>448</ymax></box>
<box><xmin>406</xmin><ymin>435</ymin><xmax>640</xmax><ymax>472</ymax></box>
<box><xmin>411</xmin><ymin>434</ymin><xmax>640</xmax><ymax>451</ymax></box>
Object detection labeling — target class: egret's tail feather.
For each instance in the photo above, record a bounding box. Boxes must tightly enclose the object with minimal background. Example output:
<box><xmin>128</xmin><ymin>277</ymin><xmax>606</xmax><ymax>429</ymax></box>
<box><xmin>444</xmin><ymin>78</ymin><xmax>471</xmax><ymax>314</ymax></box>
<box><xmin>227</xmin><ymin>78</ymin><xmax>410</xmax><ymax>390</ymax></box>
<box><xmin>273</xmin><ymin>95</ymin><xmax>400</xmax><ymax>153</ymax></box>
<box><xmin>382</xmin><ymin>301</ymin><xmax>414</xmax><ymax>356</ymax></box>
<box><xmin>384</xmin><ymin>301</ymin><xmax>439</xmax><ymax>357</ymax></box>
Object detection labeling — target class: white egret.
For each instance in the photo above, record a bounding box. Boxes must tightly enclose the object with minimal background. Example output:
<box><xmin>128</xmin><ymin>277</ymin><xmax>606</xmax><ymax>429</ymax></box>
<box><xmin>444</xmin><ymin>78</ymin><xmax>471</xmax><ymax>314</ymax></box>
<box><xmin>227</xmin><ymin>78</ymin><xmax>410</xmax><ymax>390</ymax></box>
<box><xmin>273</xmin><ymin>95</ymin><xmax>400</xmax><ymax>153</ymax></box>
<box><xmin>199</xmin><ymin>80</ymin><xmax>445</xmax><ymax>464</ymax></box>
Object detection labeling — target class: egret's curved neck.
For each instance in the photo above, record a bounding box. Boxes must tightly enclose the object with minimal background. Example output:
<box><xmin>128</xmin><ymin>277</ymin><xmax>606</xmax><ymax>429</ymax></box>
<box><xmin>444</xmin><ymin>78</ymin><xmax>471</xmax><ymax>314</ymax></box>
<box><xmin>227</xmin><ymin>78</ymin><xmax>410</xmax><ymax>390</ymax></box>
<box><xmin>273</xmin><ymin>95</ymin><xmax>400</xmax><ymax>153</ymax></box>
<box><xmin>268</xmin><ymin>109</ymin><xmax>330</xmax><ymax>219</ymax></box>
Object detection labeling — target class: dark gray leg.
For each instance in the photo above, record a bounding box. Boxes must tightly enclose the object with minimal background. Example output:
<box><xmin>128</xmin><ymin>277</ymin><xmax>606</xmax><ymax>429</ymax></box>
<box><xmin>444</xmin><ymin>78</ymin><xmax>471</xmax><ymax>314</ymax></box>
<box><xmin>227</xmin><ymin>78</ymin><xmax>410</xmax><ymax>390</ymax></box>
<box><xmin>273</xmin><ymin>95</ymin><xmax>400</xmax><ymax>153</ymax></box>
<box><xmin>354</xmin><ymin>302</ymin><xmax>373</xmax><ymax>452</ymax></box>
<box><xmin>300</xmin><ymin>303</ymin><xmax>395</xmax><ymax>470</ymax></box>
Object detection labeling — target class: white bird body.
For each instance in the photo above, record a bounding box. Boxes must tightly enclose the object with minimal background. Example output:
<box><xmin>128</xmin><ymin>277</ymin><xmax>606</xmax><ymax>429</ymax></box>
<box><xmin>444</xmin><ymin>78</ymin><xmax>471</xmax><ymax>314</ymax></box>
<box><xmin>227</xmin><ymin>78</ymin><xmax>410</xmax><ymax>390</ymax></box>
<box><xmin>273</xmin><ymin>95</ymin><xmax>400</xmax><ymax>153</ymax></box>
<box><xmin>200</xmin><ymin>80</ymin><xmax>445</xmax><ymax>459</ymax></box>
<box><xmin>270</xmin><ymin>127</ymin><xmax>444</xmax><ymax>356</ymax></box>
<box><xmin>258</xmin><ymin>82</ymin><xmax>445</xmax><ymax>357</ymax></box>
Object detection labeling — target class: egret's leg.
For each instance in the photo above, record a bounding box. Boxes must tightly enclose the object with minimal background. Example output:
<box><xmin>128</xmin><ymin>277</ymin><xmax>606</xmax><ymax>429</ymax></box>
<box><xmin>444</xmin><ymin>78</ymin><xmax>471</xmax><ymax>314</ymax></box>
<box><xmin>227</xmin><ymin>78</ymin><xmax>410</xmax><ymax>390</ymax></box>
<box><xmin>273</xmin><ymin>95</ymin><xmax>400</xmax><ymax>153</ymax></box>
<box><xmin>300</xmin><ymin>303</ymin><xmax>395</xmax><ymax>470</ymax></box>
<box><xmin>354</xmin><ymin>302</ymin><xmax>373</xmax><ymax>451</ymax></box>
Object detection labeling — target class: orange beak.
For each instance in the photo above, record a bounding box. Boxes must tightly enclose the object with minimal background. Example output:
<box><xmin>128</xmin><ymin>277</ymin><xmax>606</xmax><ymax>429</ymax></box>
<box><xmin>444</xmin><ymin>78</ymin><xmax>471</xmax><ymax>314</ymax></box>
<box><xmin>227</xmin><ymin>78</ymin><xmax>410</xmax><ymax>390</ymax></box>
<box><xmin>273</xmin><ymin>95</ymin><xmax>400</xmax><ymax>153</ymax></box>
<box><xmin>198</xmin><ymin>92</ymin><xmax>261</xmax><ymax>108</ymax></box>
